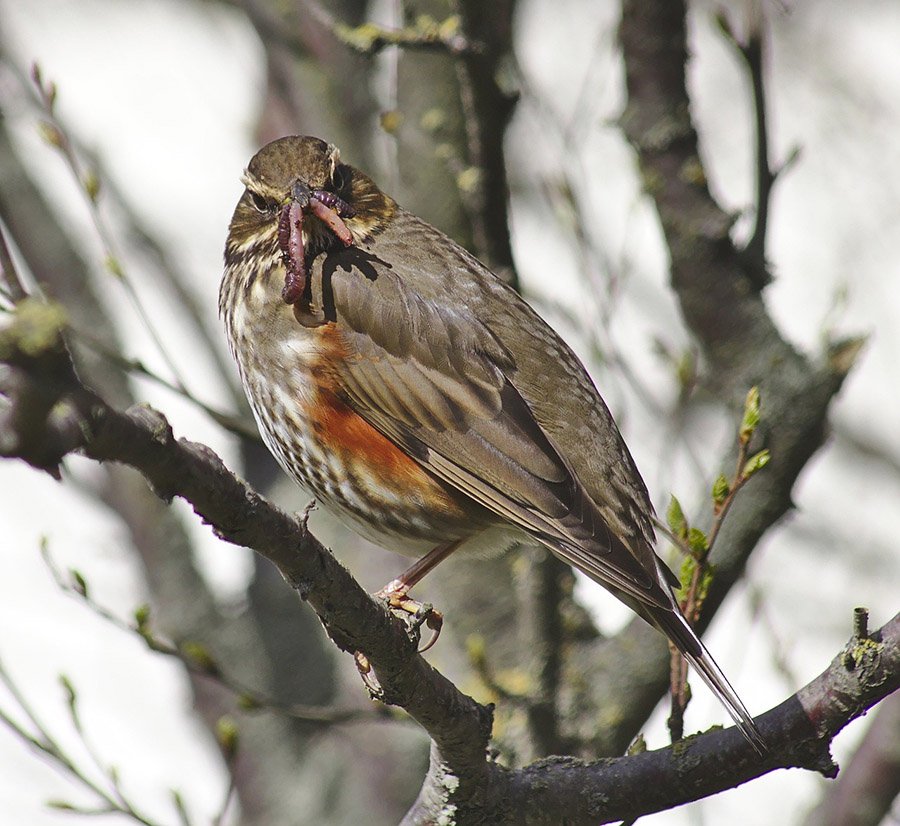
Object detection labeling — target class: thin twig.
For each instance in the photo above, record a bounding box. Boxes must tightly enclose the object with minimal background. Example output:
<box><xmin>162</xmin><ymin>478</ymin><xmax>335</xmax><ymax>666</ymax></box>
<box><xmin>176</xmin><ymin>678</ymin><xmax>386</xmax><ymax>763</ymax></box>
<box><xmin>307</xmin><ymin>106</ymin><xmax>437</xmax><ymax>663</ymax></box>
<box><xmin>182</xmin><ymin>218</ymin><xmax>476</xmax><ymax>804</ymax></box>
<box><xmin>516</xmin><ymin>78</ymin><xmax>666</xmax><ymax>421</ymax></box>
<box><xmin>299</xmin><ymin>0</ymin><xmax>478</xmax><ymax>56</ymax></box>
<box><xmin>467</xmin><ymin>635</ymin><xmax>529</xmax><ymax>705</ymax></box>
<box><xmin>86</xmin><ymin>155</ymin><xmax>245</xmax><ymax>409</ymax></box>
<box><xmin>60</xmin><ymin>674</ymin><xmax>143</xmax><ymax>817</ymax></box>
<box><xmin>8</xmin><ymin>73</ymin><xmax>242</xmax><ymax>407</ymax></box>
<box><xmin>666</xmin><ymin>441</ymin><xmax>750</xmax><ymax>740</ymax></box>
<box><xmin>210</xmin><ymin>762</ymin><xmax>237</xmax><ymax>826</ymax></box>
<box><xmin>0</xmin><ymin>221</ymin><xmax>28</xmax><ymax>302</ymax></box>
<box><xmin>0</xmin><ymin>657</ymin><xmax>163</xmax><ymax>826</ymax></box>
<box><xmin>171</xmin><ymin>791</ymin><xmax>191</xmax><ymax>826</ymax></box>
<box><xmin>716</xmin><ymin>17</ymin><xmax>773</xmax><ymax>288</ymax></box>
<box><xmin>40</xmin><ymin>545</ymin><xmax>391</xmax><ymax>727</ymax></box>
<box><xmin>29</xmin><ymin>65</ymin><xmax>192</xmax><ymax>394</ymax></box>
<box><xmin>746</xmin><ymin>579</ymin><xmax>799</xmax><ymax>688</ymax></box>
<box><xmin>67</xmin><ymin>322</ymin><xmax>261</xmax><ymax>443</ymax></box>
<box><xmin>666</xmin><ymin>389</ymin><xmax>768</xmax><ymax>741</ymax></box>
<box><xmin>667</xmin><ymin>438</ymin><xmax>750</xmax><ymax>740</ymax></box>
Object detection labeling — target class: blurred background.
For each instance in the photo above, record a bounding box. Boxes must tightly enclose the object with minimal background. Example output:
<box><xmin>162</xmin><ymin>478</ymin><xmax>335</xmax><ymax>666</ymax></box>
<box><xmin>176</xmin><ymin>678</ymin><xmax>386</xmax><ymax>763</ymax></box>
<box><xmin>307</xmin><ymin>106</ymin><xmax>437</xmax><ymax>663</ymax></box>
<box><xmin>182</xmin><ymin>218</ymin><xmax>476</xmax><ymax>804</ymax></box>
<box><xmin>0</xmin><ymin>0</ymin><xmax>898</xmax><ymax>823</ymax></box>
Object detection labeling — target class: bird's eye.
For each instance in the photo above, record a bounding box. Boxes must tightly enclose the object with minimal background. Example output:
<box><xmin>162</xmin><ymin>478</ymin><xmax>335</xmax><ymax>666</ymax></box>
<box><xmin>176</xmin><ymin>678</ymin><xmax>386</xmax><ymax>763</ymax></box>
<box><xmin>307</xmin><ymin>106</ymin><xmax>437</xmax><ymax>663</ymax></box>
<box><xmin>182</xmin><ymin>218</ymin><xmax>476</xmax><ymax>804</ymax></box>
<box><xmin>331</xmin><ymin>165</ymin><xmax>348</xmax><ymax>191</ymax></box>
<box><xmin>249</xmin><ymin>190</ymin><xmax>273</xmax><ymax>213</ymax></box>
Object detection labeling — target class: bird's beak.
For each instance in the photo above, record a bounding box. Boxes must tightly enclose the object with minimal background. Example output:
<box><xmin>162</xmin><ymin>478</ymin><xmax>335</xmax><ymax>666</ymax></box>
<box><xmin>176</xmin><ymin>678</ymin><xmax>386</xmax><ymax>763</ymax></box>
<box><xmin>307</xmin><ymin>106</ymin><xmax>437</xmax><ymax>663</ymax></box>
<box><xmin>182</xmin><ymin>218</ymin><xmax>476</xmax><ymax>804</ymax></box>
<box><xmin>290</xmin><ymin>180</ymin><xmax>312</xmax><ymax>209</ymax></box>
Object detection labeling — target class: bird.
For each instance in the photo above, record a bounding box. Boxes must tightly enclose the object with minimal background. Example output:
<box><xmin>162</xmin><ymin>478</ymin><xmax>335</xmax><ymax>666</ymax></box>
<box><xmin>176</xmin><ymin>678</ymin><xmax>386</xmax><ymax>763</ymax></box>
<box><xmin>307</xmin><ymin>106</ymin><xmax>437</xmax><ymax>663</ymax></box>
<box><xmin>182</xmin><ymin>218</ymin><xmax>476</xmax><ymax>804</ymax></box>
<box><xmin>220</xmin><ymin>135</ymin><xmax>764</xmax><ymax>751</ymax></box>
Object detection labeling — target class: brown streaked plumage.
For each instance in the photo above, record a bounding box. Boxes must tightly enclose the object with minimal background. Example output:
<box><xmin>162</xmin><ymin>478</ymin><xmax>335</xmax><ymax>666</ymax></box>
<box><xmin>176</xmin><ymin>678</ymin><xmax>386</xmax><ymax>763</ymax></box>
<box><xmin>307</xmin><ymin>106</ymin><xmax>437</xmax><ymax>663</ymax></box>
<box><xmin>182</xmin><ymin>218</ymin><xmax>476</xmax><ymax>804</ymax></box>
<box><xmin>220</xmin><ymin>135</ymin><xmax>764</xmax><ymax>751</ymax></box>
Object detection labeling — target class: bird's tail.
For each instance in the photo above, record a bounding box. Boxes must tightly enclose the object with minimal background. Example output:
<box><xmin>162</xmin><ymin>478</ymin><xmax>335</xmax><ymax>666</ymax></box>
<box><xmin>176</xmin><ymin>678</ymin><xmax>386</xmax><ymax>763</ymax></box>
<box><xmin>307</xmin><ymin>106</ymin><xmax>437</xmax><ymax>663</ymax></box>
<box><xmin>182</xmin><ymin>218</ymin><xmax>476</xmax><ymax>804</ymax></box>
<box><xmin>644</xmin><ymin>601</ymin><xmax>766</xmax><ymax>753</ymax></box>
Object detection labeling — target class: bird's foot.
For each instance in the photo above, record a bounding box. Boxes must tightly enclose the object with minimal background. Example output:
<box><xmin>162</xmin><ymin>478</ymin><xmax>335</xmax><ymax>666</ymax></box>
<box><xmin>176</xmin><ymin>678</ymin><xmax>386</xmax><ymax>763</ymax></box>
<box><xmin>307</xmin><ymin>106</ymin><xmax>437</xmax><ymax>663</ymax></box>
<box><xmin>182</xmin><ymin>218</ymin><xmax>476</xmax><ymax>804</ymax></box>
<box><xmin>353</xmin><ymin>651</ymin><xmax>384</xmax><ymax>699</ymax></box>
<box><xmin>376</xmin><ymin>578</ymin><xmax>444</xmax><ymax>652</ymax></box>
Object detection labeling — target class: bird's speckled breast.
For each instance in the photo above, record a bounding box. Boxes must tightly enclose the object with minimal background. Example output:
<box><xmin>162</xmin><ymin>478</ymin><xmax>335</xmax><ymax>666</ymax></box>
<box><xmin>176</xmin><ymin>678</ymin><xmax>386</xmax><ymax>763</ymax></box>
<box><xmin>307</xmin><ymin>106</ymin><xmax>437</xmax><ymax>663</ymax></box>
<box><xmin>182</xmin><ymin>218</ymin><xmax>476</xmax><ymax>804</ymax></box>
<box><xmin>223</xmin><ymin>266</ymin><xmax>484</xmax><ymax>555</ymax></box>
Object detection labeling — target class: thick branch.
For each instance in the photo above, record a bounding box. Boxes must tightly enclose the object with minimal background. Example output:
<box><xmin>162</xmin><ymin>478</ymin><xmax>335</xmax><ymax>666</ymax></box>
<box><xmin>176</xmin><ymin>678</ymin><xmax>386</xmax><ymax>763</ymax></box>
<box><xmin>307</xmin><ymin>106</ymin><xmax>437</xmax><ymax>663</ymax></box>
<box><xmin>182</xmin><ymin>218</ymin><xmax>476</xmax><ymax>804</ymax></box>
<box><xmin>620</xmin><ymin>0</ymin><xmax>772</xmax><ymax>374</ymax></box>
<box><xmin>803</xmin><ymin>689</ymin><xmax>900</xmax><ymax>826</ymax></box>
<box><xmin>408</xmin><ymin>613</ymin><xmax>900</xmax><ymax>824</ymax></box>
<box><xmin>516</xmin><ymin>549</ymin><xmax>568</xmax><ymax>759</ymax></box>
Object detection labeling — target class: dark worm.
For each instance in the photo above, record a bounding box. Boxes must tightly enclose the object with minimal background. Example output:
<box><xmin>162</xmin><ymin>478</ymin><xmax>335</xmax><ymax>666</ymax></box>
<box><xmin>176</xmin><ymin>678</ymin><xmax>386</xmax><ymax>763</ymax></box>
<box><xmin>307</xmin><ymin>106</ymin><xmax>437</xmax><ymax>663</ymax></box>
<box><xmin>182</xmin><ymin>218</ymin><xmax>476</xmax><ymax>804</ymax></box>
<box><xmin>279</xmin><ymin>201</ymin><xmax>307</xmax><ymax>305</ymax></box>
<box><xmin>279</xmin><ymin>186</ymin><xmax>355</xmax><ymax>305</ymax></box>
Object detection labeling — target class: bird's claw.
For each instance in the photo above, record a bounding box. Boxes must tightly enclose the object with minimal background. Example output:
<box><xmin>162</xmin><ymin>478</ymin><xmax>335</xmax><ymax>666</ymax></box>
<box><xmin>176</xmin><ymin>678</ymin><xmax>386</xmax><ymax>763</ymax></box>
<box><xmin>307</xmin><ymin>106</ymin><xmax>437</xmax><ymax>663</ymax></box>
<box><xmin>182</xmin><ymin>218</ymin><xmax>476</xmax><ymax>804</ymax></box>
<box><xmin>411</xmin><ymin>603</ymin><xmax>443</xmax><ymax>653</ymax></box>
<box><xmin>375</xmin><ymin>581</ymin><xmax>444</xmax><ymax>652</ymax></box>
<box><xmin>353</xmin><ymin>650</ymin><xmax>384</xmax><ymax>699</ymax></box>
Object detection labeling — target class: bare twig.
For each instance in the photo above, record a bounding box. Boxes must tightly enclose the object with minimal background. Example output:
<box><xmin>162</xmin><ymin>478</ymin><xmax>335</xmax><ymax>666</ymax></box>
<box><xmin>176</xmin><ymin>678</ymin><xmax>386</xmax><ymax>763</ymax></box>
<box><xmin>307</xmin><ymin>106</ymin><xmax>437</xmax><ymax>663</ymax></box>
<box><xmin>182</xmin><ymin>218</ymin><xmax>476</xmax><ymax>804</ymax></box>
<box><xmin>210</xmin><ymin>773</ymin><xmax>236</xmax><ymax>826</ymax></box>
<box><xmin>515</xmin><ymin>78</ymin><xmax>667</xmax><ymax>420</ymax></box>
<box><xmin>29</xmin><ymin>65</ymin><xmax>191</xmax><ymax>394</ymax></box>
<box><xmin>468</xmin><ymin>635</ymin><xmax>528</xmax><ymax>704</ymax></box>
<box><xmin>715</xmin><ymin>16</ymin><xmax>775</xmax><ymax>288</ymax></box>
<box><xmin>210</xmin><ymin>719</ymin><xmax>239</xmax><ymax>826</ymax></box>
<box><xmin>0</xmin><ymin>657</ymin><xmax>165</xmax><ymax>826</ymax></box>
<box><xmin>747</xmin><ymin>579</ymin><xmax>800</xmax><ymax>688</ymax></box>
<box><xmin>39</xmin><ymin>543</ymin><xmax>392</xmax><ymax>727</ymax></box>
<box><xmin>4</xmin><ymin>63</ymin><xmax>243</xmax><ymax>406</ymax></box>
<box><xmin>0</xmin><ymin>221</ymin><xmax>28</xmax><ymax>302</ymax></box>
<box><xmin>66</xmin><ymin>322</ymin><xmax>261</xmax><ymax>442</ymax></box>
<box><xmin>89</xmin><ymin>159</ymin><xmax>246</xmax><ymax>408</ymax></box>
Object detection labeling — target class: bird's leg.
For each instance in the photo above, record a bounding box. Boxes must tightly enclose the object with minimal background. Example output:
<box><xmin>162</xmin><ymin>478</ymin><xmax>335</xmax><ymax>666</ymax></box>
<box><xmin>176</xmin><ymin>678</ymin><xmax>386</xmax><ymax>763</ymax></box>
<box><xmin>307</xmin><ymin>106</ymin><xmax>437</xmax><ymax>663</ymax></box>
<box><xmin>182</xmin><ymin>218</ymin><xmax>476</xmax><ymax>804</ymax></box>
<box><xmin>379</xmin><ymin>539</ymin><xmax>463</xmax><ymax>598</ymax></box>
<box><xmin>376</xmin><ymin>540</ymin><xmax>462</xmax><ymax>652</ymax></box>
<box><xmin>354</xmin><ymin>541</ymin><xmax>462</xmax><ymax>681</ymax></box>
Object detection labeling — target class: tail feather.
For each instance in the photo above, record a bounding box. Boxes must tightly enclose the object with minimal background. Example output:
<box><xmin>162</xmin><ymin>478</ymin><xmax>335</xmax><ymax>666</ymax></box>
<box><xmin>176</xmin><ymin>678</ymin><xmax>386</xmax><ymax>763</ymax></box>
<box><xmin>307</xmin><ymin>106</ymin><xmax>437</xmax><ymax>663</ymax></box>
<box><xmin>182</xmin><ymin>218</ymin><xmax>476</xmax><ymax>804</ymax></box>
<box><xmin>646</xmin><ymin>602</ymin><xmax>766</xmax><ymax>754</ymax></box>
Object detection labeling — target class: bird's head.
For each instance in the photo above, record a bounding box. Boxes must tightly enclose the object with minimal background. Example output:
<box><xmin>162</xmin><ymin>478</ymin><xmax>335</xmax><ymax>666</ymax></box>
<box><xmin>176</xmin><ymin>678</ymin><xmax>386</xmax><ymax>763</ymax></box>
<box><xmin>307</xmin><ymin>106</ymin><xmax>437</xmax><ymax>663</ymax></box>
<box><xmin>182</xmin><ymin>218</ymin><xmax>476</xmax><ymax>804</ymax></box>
<box><xmin>225</xmin><ymin>136</ymin><xmax>395</xmax><ymax>261</ymax></box>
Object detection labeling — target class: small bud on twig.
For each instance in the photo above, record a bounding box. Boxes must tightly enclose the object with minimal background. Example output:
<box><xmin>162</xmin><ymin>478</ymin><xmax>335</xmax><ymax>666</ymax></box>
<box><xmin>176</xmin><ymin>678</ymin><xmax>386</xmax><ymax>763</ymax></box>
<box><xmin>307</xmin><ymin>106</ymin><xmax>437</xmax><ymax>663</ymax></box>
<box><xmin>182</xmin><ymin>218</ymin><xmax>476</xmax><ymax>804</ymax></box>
<box><xmin>739</xmin><ymin>386</ymin><xmax>761</xmax><ymax>445</ymax></box>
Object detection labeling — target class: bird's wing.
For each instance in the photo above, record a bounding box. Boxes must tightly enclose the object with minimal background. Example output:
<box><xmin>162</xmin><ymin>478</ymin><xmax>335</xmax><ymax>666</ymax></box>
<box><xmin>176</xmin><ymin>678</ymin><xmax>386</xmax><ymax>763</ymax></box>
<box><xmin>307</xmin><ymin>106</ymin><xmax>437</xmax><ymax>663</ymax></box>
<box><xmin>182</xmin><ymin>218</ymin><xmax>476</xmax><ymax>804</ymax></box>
<box><xmin>313</xmin><ymin>244</ymin><xmax>676</xmax><ymax>609</ymax></box>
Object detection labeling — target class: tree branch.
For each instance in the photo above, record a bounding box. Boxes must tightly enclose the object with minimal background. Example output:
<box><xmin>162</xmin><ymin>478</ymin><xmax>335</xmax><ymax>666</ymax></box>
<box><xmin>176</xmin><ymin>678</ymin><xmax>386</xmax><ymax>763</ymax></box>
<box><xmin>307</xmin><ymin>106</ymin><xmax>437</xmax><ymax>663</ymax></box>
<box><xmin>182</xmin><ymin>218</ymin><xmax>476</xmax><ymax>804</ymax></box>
<box><xmin>0</xmin><ymin>103</ymin><xmax>370</xmax><ymax>820</ymax></box>
<box><xmin>516</xmin><ymin>548</ymin><xmax>568</xmax><ymax>759</ymax></box>
<box><xmin>571</xmin><ymin>0</ymin><xmax>867</xmax><ymax>756</ymax></box>
<box><xmin>3</xmin><ymin>288</ymin><xmax>897</xmax><ymax>823</ymax></box>
<box><xmin>714</xmin><ymin>14</ymin><xmax>776</xmax><ymax>288</ymax></box>
<box><xmin>300</xmin><ymin>0</ymin><xmax>478</xmax><ymax>56</ymax></box>
<box><xmin>0</xmin><ymin>213</ymin><xmax>27</xmax><ymax>302</ymax></box>
<box><xmin>406</xmin><ymin>611</ymin><xmax>900</xmax><ymax>824</ymax></box>
<box><xmin>0</xmin><ymin>303</ymin><xmax>494</xmax><ymax>780</ymax></box>
<box><xmin>222</xmin><ymin>0</ymin><xmax>478</xmax><ymax>58</ymax></box>
<box><xmin>0</xmin><ymin>10</ymin><xmax>886</xmax><ymax>808</ymax></box>
<box><xmin>455</xmin><ymin>0</ymin><xmax>519</xmax><ymax>284</ymax></box>
<box><xmin>41</xmin><ymin>546</ymin><xmax>393</xmax><ymax>727</ymax></box>
<box><xmin>803</xmin><ymin>688</ymin><xmax>900</xmax><ymax>826</ymax></box>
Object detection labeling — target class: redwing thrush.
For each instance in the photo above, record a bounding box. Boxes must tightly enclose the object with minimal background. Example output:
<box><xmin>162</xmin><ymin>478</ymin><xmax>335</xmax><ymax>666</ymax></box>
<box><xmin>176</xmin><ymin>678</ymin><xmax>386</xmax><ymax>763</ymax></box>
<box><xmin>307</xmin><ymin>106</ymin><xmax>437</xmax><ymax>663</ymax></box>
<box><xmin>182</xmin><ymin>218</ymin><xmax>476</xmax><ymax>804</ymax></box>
<box><xmin>220</xmin><ymin>135</ymin><xmax>764</xmax><ymax>750</ymax></box>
